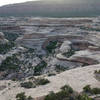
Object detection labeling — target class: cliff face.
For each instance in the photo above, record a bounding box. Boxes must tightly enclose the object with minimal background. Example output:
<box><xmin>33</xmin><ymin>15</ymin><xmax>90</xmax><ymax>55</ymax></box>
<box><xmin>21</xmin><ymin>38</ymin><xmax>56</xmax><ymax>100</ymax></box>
<box><xmin>0</xmin><ymin>0</ymin><xmax>100</xmax><ymax>17</ymax></box>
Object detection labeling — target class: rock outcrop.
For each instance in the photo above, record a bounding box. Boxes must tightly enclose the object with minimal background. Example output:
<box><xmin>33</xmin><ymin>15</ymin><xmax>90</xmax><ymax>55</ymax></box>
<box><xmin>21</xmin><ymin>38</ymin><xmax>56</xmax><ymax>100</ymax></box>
<box><xmin>0</xmin><ymin>32</ymin><xmax>8</xmax><ymax>44</ymax></box>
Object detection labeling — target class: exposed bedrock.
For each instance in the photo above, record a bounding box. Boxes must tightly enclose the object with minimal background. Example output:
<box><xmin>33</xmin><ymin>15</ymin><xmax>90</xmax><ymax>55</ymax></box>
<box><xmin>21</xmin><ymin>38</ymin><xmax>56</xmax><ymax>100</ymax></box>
<box><xmin>71</xmin><ymin>40</ymin><xmax>95</xmax><ymax>50</ymax></box>
<box><xmin>42</xmin><ymin>35</ymin><xmax>84</xmax><ymax>49</ymax></box>
<box><xmin>57</xmin><ymin>54</ymin><xmax>99</xmax><ymax>66</ymax></box>
<box><xmin>56</xmin><ymin>39</ymin><xmax>100</xmax><ymax>66</ymax></box>
<box><xmin>70</xmin><ymin>57</ymin><xmax>99</xmax><ymax>65</ymax></box>
<box><xmin>0</xmin><ymin>32</ymin><xmax>8</xmax><ymax>44</ymax></box>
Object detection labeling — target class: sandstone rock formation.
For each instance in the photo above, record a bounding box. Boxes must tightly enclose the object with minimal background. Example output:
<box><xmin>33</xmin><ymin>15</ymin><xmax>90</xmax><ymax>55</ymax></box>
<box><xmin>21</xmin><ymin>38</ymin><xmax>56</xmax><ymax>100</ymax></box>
<box><xmin>0</xmin><ymin>32</ymin><xmax>8</xmax><ymax>44</ymax></box>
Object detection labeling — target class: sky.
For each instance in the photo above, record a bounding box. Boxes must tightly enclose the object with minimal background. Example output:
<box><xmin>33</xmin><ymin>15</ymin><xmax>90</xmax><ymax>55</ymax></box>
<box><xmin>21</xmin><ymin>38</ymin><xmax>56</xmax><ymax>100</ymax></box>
<box><xmin>0</xmin><ymin>0</ymin><xmax>38</xmax><ymax>6</ymax></box>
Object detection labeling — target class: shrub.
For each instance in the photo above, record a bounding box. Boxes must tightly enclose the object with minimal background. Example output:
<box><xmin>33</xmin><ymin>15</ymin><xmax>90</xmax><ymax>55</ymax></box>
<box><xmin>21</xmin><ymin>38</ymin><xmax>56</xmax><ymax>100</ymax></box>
<box><xmin>34</xmin><ymin>61</ymin><xmax>47</xmax><ymax>76</ymax></box>
<box><xmin>16</xmin><ymin>92</ymin><xmax>33</xmax><ymax>100</ymax></box>
<box><xmin>20</xmin><ymin>78</ymin><xmax>49</xmax><ymax>89</ymax></box>
<box><xmin>55</xmin><ymin>65</ymin><xmax>67</xmax><ymax>72</ymax></box>
<box><xmin>27</xmin><ymin>96</ymin><xmax>33</xmax><ymax>100</ymax></box>
<box><xmin>46</xmin><ymin>41</ymin><xmax>57</xmax><ymax>53</ymax></box>
<box><xmin>56</xmin><ymin>90</ymin><xmax>69</xmax><ymax>100</ymax></box>
<box><xmin>0</xmin><ymin>55</ymin><xmax>20</xmax><ymax>71</ymax></box>
<box><xmin>12</xmin><ymin>78</ymin><xmax>18</xmax><ymax>81</ymax></box>
<box><xmin>83</xmin><ymin>85</ymin><xmax>100</xmax><ymax>95</ymax></box>
<box><xmin>0</xmin><ymin>42</ymin><xmax>15</xmax><ymax>54</ymax></box>
<box><xmin>36</xmin><ymin>78</ymin><xmax>50</xmax><ymax>85</ymax></box>
<box><xmin>92</xmin><ymin>88</ymin><xmax>100</xmax><ymax>94</ymax></box>
<box><xmin>45</xmin><ymin>85</ymin><xmax>74</xmax><ymax>100</ymax></box>
<box><xmin>45</xmin><ymin>85</ymin><xmax>92</xmax><ymax>100</ymax></box>
<box><xmin>83</xmin><ymin>85</ymin><xmax>91</xmax><ymax>93</ymax></box>
<box><xmin>48</xmin><ymin>73</ymin><xmax>56</xmax><ymax>77</ymax></box>
<box><xmin>78</xmin><ymin>94</ymin><xmax>92</xmax><ymax>100</ymax></box>
<box><xmin>26</xmin><ymin>48</ymin><xmax>34</xmax><ymax>53</ymax></box>
<box><xmin>16</xmin><ymin>92</ymin><xmax>26</xmax><ymax>100</ymax></box>
<box><xmin>4</xmin><ymin>32</ymin><xmax>19</xmax><ymax>41</ymax></box>
<box><xmin>61</xmin><ymin>85</ymin><xmax>73</xmax><ymax>94</ymax></box>
<box><xmin>20</xmin><ymin>81</ymin><xmax>36</xmax><ymax>89</ymax></box>
<box><xmin>45</xmin><ymin>92</ymin><xmax>57</xmax><ymax>100</ymax></box>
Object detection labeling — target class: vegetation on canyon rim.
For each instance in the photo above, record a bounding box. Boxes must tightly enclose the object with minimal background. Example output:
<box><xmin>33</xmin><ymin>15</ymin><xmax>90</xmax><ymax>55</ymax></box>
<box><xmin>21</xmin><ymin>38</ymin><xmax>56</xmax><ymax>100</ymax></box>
<box><xmin>45</xmin><ymin>85</ymin><xmax>92</xmax><ymax>100</ymax></box>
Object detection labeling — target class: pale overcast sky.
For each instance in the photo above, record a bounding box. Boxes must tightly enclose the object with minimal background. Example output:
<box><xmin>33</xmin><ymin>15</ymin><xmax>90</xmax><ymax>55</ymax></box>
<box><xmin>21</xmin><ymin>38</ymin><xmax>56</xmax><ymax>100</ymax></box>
<box><xmin>0</xmin><ymin>0</ymin><xmax>38</xmax><ymax>6</ymax></box>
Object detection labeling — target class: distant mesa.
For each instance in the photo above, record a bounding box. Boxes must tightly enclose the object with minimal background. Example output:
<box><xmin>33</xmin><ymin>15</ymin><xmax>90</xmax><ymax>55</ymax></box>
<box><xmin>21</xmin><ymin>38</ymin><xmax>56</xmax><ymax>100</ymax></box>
<box><xmin>0</xmin><ymin>0</ymin><xmax>100</xmax><ymax>17</ymax></box>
